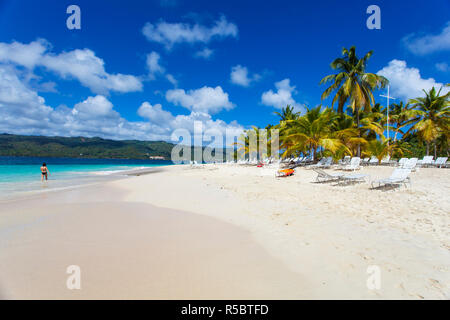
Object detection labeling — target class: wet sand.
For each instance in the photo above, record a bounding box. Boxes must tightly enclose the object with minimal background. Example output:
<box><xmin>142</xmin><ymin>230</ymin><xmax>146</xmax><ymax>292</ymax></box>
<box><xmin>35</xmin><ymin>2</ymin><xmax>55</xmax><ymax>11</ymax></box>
<box><xmin>0</xmin><ymin>184</ymin><xmax>308</xmax><ymax>299</ymax></box>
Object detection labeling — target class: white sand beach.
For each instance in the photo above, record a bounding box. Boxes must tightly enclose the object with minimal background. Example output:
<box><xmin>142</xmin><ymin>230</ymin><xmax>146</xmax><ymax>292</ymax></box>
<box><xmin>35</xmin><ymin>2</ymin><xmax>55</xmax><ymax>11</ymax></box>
<box><xmin>0</xmin><ymin>164</ymin><xmax>449</xmax><ymax>299</ymax></box>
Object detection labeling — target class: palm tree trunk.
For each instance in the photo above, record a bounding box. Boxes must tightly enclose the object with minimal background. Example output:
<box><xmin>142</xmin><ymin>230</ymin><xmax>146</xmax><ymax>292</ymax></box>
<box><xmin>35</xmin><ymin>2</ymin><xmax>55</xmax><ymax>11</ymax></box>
<box><xmin>434</xmin><ymin>141</ymin><xmax>437</xmax><ymax>159</ymax></box>
<box><xmin>393</xmin><ymin>127</ymin><xmax>398</xmax><ymax>142</ymax></box>
<box><xmin>426</xmin><ymin>141</ymin><xmax>429</xmax><ymax>156</ymax></box>
<box><xmin>356</xmin><ymin>108</ymin><xmax>361</xmax><ymax>157</ymax></box>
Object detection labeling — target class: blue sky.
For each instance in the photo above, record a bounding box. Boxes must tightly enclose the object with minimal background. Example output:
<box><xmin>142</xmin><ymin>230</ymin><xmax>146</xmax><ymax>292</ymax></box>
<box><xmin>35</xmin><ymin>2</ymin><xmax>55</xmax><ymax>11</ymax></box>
<box><xmin>0</xmin><ymin>0</ymin><xmax>448</xmax><ymax>143</ymax></box>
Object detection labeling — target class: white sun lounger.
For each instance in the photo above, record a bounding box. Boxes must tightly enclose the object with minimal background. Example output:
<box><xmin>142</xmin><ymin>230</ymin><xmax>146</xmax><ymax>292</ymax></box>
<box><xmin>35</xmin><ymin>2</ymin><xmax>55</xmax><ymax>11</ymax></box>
<box><xmin>313</xmin><ymin>168</ymin><xmax>344</xmax><ymax>182</ymax></box>
<box><xmin>309</xmin><ymin>157</ymin><xmax>333</xmax><ymax>169</ymax></box>
<box><xmin>368</xmin><ymin>156</ymin><xmax>378</xmax><ymax>165</ymax></box>
<box><xmin>400</xmin><ymin>158</ymin><xmax>418</xmax><ymax>171</ymax></box>
<box><xmin>433</xmin><ymin>157</ymin><xmax>448</xmax><ymax>168</ymax></box>
<box><xmin>340</xmin><ymin>173</ymin><xmax>369</xmax><ymax>184</ymax></box>
<box><xmin>342</xmin><ymin>157</ymin><xmax>361</xmax><ymax>171</ymax></box>
<box><xmin>418</xmin><ymin>156</ymin><xmax>434</xmax><ymax>167</ymax></box>
<box><xmin>398</xmin><ymin>158</ymin><xmax>408</xmax><ymax>167</ymax></box>
<box><xmin>371</xmin><ymin>168</ymin><xmax>412</xmax><ymax>189</ymax></box>
<box><xmin>339</xmin><ymin>156</ymin><xmax>351</xmax><ymax>166</ymax></box>
<box><xmin>190</xmin><ymin>160</ymin><xmax>204</xmax><ymax>168</ymax></box>
<box><xmin>381</xmin><ymin>155</ymin><xmax>391</xmax><ymax>165</ymax></box>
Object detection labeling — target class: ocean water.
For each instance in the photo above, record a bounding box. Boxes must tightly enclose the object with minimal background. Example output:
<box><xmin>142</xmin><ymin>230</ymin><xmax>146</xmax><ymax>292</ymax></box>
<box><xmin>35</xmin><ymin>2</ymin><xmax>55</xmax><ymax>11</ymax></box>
<box><xmin>0</xmin><ymin>156</ymin><xmax>173</xmax><ymax>200</ymax></box>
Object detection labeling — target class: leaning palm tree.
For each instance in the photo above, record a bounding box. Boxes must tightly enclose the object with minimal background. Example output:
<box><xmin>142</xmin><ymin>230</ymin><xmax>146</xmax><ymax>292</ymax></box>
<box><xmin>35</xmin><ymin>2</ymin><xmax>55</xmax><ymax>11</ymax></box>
<box><xmin>320</xmin><ymin>46</ymin><xmax>389</xmax><ymax>156</ymax></box>
<box><xmin>320</xmin><ymin>46</ymin><xmax>389</xmax><ymax>113</ymax></box>
<box><xmin>407</xmin><ymin>86</ymin><xmax>450</xmax><ymax>156</ymax></box>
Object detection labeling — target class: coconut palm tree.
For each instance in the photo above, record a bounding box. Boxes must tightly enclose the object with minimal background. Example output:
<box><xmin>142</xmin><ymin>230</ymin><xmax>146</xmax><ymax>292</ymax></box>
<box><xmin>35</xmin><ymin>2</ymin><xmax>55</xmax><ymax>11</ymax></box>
<box><xmin>330</xmin><ymin>114</ymin><xmax>365</xmax><ymax>157</ymax></box>
<box><xmin>320</xmin><ymin>46</ymin><xmax>389</xmax><ymax>113</ymax></box>
<box><xmin>388</xmin><ymin>101</ymin><xmax>415</xmax><ymax>142</ymax></box>
<box><xmin>320</xmin><ymin>46</ymin><xmax>389</xmax><ymax>156</ymax></box>
<box><xmin>274</xmin><ymin>105</ymin><xmax>299</xmax><ymax>121</ymax></box>
<box><xmin>407</xmin><ymin>86</ymin><xmax>450</xmax><ymax>156</ymax></box>
<box><xmin>363</xmin><ymin>138</ymin><xmax>408</xmax><ymax>164</ymax></box>
<box><xmin>280</xmin><ymin>106</ymin><xmax>349</xmax><ymax>160</ymax></box>
<box><xmin>233</xmin><ymin>126</ymin><xmax>273</xmax><ymax>161</ymax></box>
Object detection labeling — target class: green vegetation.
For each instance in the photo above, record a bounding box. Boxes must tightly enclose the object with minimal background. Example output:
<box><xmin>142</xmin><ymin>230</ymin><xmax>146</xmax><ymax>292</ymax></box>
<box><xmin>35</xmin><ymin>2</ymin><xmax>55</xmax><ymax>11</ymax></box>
<box><xmin>0</xmin><ymin>134</ymin><xmax>175</xmax><ymax>159</ymax></box>
<box><xmin>238</xmin><ymin>47</ymin><xmax>449</xmax><ymax>160</ymax></box>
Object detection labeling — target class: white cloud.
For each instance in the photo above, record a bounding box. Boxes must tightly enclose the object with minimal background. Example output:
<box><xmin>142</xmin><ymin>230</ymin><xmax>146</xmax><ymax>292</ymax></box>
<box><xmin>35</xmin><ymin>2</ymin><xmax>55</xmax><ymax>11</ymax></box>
<box><xmin>145</xmin><ymin>51</ymin><xmax>177</xmax><ymax>86</ymax></box>
<box><xmin>0</xmin><ymin>65</ymin><xmax>53</xmax><ymax>129</ymax></box>
<box><xmin>72</xmin><ymin>95</ymin><xmax>118</xmax><ymax>119</ymax></box>
<box><xmin>166</xmin><ymin>86</ymin><xmax>235</xmax><ymax>114</ymax></box>
<box><xmin>0</xmin><ymin>39</ymin><xmax>48</xmax><ymax>69</ymax></box>
<box><xmin>402</xmin><ymin>22</ymin><xmax>450</xmax><ymax>55</ymax></box>
<box><xmin>261</xmin><ymin>79</ymin><xmax>304</xmax><ymax>112</ymax></box>
<box><xmin>377</xmin><ymin>59</ymin><xmax>449</xmax><ymax>101</ymax></box>
<box><xmin>138</xmin><ymin>103</ymin><xmax>244</xmax><ymax>146</ymax></box>
<box><xmin>230</xmin><ymin>65</ymin><xmax>260</xmax><ymax>87</ymax></box>
<box><xmin>142</xmin><ymin>16</ymin><xmax>238</xmax><ymax>50</ymax></box>
<box><xmin>195</xmin><ymin>48</ymin><xmax>214</xmax><ymax>59</ymax></box>
<box><xmin>137</xmin><ymin>102</ymin><xmax>174</xmax><ymax>124</ymax></box>
<box><xmin>0</xmin><ymin>64</ymin><xmax>243</xmax><ymax>143</ymax></box>
<box><xmin>435</xmin><ymin>62</ymin><xmax>449</xmax><ymax>72</ymax></box>
<box><xmin>0</xmin><ymin>40</ymin><xmax>142</xmax><ymax>95</ymax></box>
<box><xmin>146</xmin><ymin>51</ymin><xmax>165</xmax><ymax>77</ymax></box>
<box><xmin>165</xmin><ymin>74</ymin><xmax>178</xmax><ymax>87</ymax></box>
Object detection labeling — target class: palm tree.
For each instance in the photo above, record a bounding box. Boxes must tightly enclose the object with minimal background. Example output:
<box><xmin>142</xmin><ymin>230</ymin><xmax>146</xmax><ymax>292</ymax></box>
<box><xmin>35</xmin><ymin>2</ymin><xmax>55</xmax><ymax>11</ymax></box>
<box><xmin>320</xmin><ymin>46</ymin><xmax>389</xmax><ymax>156</ymax></box>
<box><xmin>233</xmin><ymin>126</ymin><xmax>272</xmax><ymax>160</ymax></box>
<box><xmin>280</xmin><ymin>106</ymin><xmax>349</xmax><ymax>160</ymax></box>
<box><xmin>407</xmin><ymin>86</ymin><xmax>450</xmax><ymax>157</ymax></box>
<box><xmin>388</xmin><ymin>101</ymin><xmax>415</xmax><ymax>142</ymax></box>
<box><xmin>320</xmin><ymin>46</ymin><xmax>389</xmax><ymax>113</ymax></box>
<box><xmin>274</xmin><ymin>105</ymin><xmax>299</xmax><ymax>121</ymax></box>
<box><xmin>330</xmin><ymin>114</ymin><xmax>365</xmax><ymax>157</ymax></box>
<box><xmin>363</xmin><ymin>138</ymin><xmax>407</xmax><ymax>164</ymax></box>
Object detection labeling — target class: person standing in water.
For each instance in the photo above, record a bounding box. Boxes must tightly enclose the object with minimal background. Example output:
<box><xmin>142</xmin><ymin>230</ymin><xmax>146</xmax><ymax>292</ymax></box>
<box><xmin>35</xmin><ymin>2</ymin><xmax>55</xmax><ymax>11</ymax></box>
<box><xmin>40</xmin><ymin>163</ymin><xmax>50</xmax><ymax>181</ymax></box>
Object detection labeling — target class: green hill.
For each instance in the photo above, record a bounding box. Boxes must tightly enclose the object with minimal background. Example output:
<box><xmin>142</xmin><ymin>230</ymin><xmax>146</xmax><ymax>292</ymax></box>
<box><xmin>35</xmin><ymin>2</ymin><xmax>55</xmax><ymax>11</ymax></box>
<box><xmin>0</xmin><ymin>134</ymin><xmax>175</xmax><ymax>159</ymax></box>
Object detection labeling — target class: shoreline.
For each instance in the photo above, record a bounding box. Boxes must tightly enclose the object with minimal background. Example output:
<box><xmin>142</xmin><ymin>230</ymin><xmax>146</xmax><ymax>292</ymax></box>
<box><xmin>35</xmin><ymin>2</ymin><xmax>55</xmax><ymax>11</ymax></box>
<box><xmin>0</xmin><ymin>169</ymin><xmax>309</xmax><ymax>299</ymax></box>
<box><xmin>0</xmin><ymin>165</ymin><xmax>171</xmax><ymax>203</ymax></box>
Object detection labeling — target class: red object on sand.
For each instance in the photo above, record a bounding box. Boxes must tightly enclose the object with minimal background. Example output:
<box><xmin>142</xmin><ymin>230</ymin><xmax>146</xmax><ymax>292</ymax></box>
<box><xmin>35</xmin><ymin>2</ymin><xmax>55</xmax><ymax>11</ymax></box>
<box><xmin>277</xmin><ymin>169</ymin><xmax>294</xmax><ymax>177</ymax></box>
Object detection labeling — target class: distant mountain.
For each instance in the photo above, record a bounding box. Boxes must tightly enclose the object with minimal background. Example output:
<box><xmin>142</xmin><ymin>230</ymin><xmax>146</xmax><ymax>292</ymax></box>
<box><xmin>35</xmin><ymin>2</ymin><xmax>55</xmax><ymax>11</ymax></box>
<box><xmin>0</xmin><ymin>134</ymin><xmax>175</xmax><ymax>159</ymax></box>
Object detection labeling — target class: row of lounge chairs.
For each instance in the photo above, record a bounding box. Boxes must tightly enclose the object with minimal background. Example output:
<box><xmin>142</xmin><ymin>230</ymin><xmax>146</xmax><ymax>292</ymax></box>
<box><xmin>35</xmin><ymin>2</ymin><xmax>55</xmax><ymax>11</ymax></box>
<box><xmin>192</xmin><ymin>156</ymin><xmax>448</xmax><ymax>174</ymax></box>
<box><xmin>313</xmin><ymin>167</ymin><xmax>412</xmax><ymax>189</ymax></box>
<box><xmin>309</xmin><ymin>155</ymin><xmax>448</xmax><ymax>170</ymax></box>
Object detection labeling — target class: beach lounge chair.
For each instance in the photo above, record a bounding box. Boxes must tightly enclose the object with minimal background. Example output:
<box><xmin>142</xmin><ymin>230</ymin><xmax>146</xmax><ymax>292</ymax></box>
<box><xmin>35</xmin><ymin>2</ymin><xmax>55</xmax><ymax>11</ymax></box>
<box><xmin>341</xmin><ymin>157</ymin><xmax>361</xmax><ymax>171</ymax></box>
<box><xmin>190</xmin><ymin>160</ymin><xmax>203</xmax><ymax>168</ymax></box>
<box><xmin>417</xmin><ymin>156</ymin><xmax>434</xmax><ymax>167</ymax></box>
<box><xmin>381</xmin><ymin>155</ymin><xmax>391</xmax><ymax>165</ymax></box>
<box><xmin>319</xmin><ymin>157</ymin><xmax>333</xmax><ymax>168</ymax></box>
<box><xmin>368</xmin><ymin>156</ymin><xmax>378</xmax><ymax>165</ymax></box>
<box><xmin>401</xmin><ymin>158</ymin><xmax>418</xmax><ymax>171</ymax></box>
<box><xmin>340</xmin><ymin>173</ymin><xmax>369</xmax><ymax>185</ymax></box>
<box><xmin>361</xmin><ymin>158</ymin><xmax>370</xmax><ymax>166</ymax></box>
<box><xmin>338</xmin><ymin>156</ymin><xmax>351</xmax><ymax>166</ymax></box>
<box><xmin>313</xmin><ymin>168</ymin><xmax>344</xmax><ymax>182</ymax></box>
<box><xmin>398</xmin><ymin>158</ymin><xmax>408</xmax><ymax>167</ymax></box>
<box><xmin>308</xmin><ymin>157</ymin><xmax>332</xmax><ymax>169</ymax></box>
<box><xmin>433</xmin><ymin>157</ymin><xmax>448</xmax><ymax>168</ymax></box>
<box><xmin>371</xmin><ymin>168</ymin><xmax>412</xmax><ymax>189</ymax></box>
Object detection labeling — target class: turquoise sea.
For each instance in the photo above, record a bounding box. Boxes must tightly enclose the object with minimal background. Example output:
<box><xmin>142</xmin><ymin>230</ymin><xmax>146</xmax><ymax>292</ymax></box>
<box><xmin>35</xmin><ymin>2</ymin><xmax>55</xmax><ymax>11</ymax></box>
<box><xmin>0</xmin><ymin>156</ymin><xmax>172</xmax><ymax>200</ymax></box>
